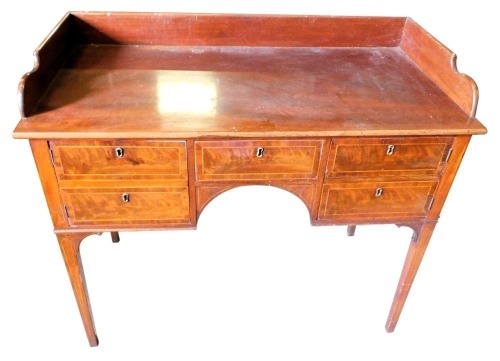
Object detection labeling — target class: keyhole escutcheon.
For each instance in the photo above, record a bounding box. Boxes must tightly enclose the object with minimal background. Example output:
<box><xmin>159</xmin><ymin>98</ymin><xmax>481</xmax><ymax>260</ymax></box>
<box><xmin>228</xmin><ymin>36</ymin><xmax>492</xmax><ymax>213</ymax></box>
<box><xmin>386</xmin><ymin>145</ymin><xmax>395</xmax><ymax>155</ymax></box>
<box><xmin>115</xmin><ymin>147</ymin><xmax>125</xmax><ymax>158</ymax></box>
<box><xmin>256</xmin><ymin>147</ymin><xmax>265</xmax><ymax>158</ymax></box>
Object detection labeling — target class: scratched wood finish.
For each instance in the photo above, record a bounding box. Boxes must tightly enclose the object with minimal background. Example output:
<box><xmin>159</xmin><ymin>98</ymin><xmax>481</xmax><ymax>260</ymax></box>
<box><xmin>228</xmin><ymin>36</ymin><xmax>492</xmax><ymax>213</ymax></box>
<box><xmin>14</xmin><ymin>46</ymin><xmax>486</xmax><ymax>139</ymax></box>
<box><xmin>401</xmin><ymin>19</ymin><xmax>478</xmax><ymax>117</ymax></box>
<box><xmin>73</xmin><ymin>12</ymin><xmax>406</xmax><ymax>47</ymax></box>
<box><xmin>327</xmin><ymin>137</ymin><xmax>454</xmax><ymax>177</ymax></box>
<box><xmin>318</xmin><ymin>180</ymin><xmax>437</xmax><ymax>220</ymax></box>
<box><xmin>50</xmin><ymin>140</ymin><xmax>187</xmax><ymax>180</ymax></box>
<box><xmin>15</xmin><ymin>13</ymin><xmax>486</xmax><ymax>139</ymax></box>
<box><xmin>61</xmin><ymin>187</ymin><xmax>190</xmax><ymax>225</ymax></box>
<box><xmin>195</xmin><ymin>140</ymin><xmax>323</xmax><ymax>181</ymax></box>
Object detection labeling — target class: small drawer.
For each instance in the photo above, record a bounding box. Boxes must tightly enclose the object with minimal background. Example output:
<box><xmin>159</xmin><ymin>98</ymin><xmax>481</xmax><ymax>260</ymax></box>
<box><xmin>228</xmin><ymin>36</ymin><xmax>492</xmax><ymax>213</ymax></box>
<box><xmin>327</xmin><ymin>137</ymin><xmax>454</xmax><ymax>177</ymax></box>
<box><xmin>61</xmin><ymin>187</ymin><xmax>190</xmax><ymax>225</ymax></box>
<box><xmin>318</xmin><ymin>180</ymin><xmax>437</xmax><ymax>220</ymax></box>
<box><xmin>50</xmin><ymin>140</ymin><xmax>187</xmax><ymax>180</ymax></box>
<box><xmin>195</xmin><ymin>139</ymin><xmax>323</xmax><ymax>181</ymax></box>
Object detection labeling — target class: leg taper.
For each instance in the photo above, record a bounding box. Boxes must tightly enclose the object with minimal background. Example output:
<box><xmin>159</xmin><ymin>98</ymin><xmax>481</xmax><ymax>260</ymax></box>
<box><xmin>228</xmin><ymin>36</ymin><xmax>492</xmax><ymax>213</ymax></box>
<box><xmin>111</xmin><ymin>231</ymin><xmax>120</xmax><ymax>243</ymax></box>
<box><xmin>385</xmin><ymin>222</ymin><xmax>436</xmax><ymax>332</ymax></box>
<box><xmin>56</xmin><ymin>232</ymin><xmax>99</xmax><ymax>346</ymax></box>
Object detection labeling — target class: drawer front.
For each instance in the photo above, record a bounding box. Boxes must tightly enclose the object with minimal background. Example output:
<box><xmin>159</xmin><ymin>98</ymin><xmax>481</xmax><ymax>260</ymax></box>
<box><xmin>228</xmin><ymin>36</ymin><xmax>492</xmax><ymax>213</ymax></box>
<box><xmin>318</xmin><ymin>180</ymin><xmax>437</xmax><ymax>220</ymax></box>
<box><xmin>50</xmin><ymin>140</ymin><xmax>187</xmax><ymax>180</ymax></box>
<box><xmin>195</xmin><ymin>139</ymin><xmax>323</xmax><ymax>181</ymax></box>
<box><xmin>61</xmin><ymin>187</ymin><xmax>190</xmax><ymax>225</ymax></box>
<box><xmin>327</xmin><ymin>137</ymin><xmax>454</xmax><ymax>177</ymax></box>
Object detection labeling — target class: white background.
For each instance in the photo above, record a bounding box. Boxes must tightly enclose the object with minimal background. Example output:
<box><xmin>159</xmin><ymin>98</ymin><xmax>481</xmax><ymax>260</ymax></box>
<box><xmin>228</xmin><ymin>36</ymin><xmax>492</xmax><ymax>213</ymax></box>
<box><xmin>1</xmin><ymin>1</ymin><xmax>498</xmax><ymax>359</ymax></box>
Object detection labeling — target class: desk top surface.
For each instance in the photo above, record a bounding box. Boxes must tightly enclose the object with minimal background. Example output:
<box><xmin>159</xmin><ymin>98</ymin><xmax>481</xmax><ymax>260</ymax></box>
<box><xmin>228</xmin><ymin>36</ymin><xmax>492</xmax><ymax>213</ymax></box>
<box><xmin>13</xmin><ymin>13</ymin><xmax>486</xmax><ymax>139</ymax></box>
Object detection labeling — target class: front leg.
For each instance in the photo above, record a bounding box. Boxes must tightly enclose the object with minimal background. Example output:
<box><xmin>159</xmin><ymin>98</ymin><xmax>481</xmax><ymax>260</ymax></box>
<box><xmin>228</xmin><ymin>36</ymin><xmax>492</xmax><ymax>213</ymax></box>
<box><xmin>56</xmin><ymin>232</ymin><xmax>99</xmax><ymax>346</ymax></box>
<box><xmin>385</xmin><ymin>222</ymin><xmax>436</xmax><ymax>332</ymax></box>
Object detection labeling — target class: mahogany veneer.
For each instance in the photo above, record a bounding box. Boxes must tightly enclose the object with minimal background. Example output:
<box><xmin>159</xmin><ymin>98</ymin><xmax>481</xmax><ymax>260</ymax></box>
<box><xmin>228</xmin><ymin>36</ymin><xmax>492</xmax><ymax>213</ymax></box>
<box><xmin>50</xmin><ymin>140</ymin><xmax>188</xmax><ymax>180</ymax></box>
<box><xmin>195</xmin><ymin>140</ymin><xmax>323</xmax><ymax>181</ymax></box>
<box><xmin>13</xmin><ymin>12</ymin><xmax>486</xmax><ymax>346</ymax></box>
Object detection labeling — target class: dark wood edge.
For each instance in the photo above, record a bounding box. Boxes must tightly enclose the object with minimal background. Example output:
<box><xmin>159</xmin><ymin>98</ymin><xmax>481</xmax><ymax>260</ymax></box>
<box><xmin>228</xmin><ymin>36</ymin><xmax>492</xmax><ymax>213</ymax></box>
<box><xmin>311</xmin><ymin>138</ymin><xmax>331</xmax><ymax>221</ymax></box>
<box><xmin>12</xmin><ymin>126</ymin><xmax>488</xmax><ymax>140</ymax></box>
<box><xmin>426</xmin><ymin>135</ymin><xmax>471</xmax><ymax>220</ymax></box>
<box><xmin>70</xmin><ymin>11</ymin><xmax>406</xmax><ymax>20</ymax></box>
<box><xmin>399</xmin><ymin>18</ymin><xmax>481</xmax><ymax>120</ymax></box>
<box><xmin>395</xmin><ymin>221</ymin><xmax>435</xmax><ymax>242</ymax></box>
<box><xmin>30</xmin><ymin>140</ymin><xmax>69</xmax><ymax>228</ymax></box>
<box><xmin>312</xmin><ymin>217</ymin><xmax>428</xmax><ymax>226</ymax></box>
<box><xmin>187</xmin><ymin>139</ymin><xmax>198</xmax><ymax>226</ymax></box>
<box><xmin>54</xmin><ymin>225</ymin><xmax>197</xmax><ymax>233</ymax></box>
<box><xmin>18</xmin><ymin>12</ymin><xmax>78</xmax><ymax>118</ymax></box>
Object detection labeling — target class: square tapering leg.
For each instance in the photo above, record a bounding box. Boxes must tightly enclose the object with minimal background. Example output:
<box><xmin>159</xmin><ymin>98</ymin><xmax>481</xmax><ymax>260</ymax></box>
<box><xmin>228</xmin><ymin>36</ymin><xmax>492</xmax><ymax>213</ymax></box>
<box><xmin>56</xmin><ymin>232</ymin><xmax>99</xmax><ymax>346</ymax></box>
<box><xmin>385</xmin><ymin>222</ymin><xmax>436</xmax><ymax>332</ymax></box>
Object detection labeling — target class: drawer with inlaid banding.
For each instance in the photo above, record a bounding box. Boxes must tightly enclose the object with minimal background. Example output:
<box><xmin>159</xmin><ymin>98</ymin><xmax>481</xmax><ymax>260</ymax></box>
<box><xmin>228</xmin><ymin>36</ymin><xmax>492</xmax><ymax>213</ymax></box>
<box><xmin>326</xmin><ymin>137</ymin><xmax>454</xmax><ymax>177</ymax></box>
<box><xmin>49</xmin><ymin>140</ymin><xmax>188</xmax><ymax>180</ymax></box>
<box><xmin>318</xmin><ymin>180</ymin><xmax>438</xmax><ymax>221</ymax></box>
<box><xmin>60</xmin><ymin>186</ymin><xmax>190</xmax><ymax>226</ymax></box>
<box><xmin>194</xmin><ymin>139</ymin><xmax>324</xmax><ymax>181</ymax></box>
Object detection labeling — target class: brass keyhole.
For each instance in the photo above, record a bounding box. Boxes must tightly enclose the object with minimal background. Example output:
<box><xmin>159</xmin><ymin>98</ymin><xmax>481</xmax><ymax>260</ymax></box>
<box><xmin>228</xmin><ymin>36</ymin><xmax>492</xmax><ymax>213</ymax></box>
<box><xmin>375</xmin><ymin>188</ymin><xmax>384</xmax><ymax>197</ymax></box>
<box><xmin>386</xmin><ymin>145</ymin><xmax>395</xmax><ymax>155</ymax></box>
<box><xmin>256</xmin><ymin>147</ymin><xmax>265</xmax><ymax>158</ymax></box>
<box><xmin>115</xmin><ymin>147</ymin><xmax>125</xmax><ymax>158</ymax></box>
<box><xmin>121</xmin><ymin>193</ymin><xmax>130</xmax><ymax>203</ymax></box>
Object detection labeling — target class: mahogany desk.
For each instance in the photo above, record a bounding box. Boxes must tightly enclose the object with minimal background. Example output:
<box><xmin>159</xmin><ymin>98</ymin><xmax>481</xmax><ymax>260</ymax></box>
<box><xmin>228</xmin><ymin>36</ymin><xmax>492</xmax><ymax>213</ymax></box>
<box><xmin>13</xmin><ymin>12</ymin><xmax>487</xmax><ymax>346</ymax></box>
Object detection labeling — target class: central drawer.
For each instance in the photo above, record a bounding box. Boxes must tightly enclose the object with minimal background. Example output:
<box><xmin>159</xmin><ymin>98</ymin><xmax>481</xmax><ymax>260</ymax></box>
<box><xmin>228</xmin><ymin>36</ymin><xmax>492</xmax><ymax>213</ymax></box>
<box><xmin>61</xmin><ymin>187</ymin><xmax>190</xmax><ymax>225</ymax></box>
<box><xmin>194</xmin><ymin>139</ymin><xmax>323</xmax><ymax>181</ymax></box>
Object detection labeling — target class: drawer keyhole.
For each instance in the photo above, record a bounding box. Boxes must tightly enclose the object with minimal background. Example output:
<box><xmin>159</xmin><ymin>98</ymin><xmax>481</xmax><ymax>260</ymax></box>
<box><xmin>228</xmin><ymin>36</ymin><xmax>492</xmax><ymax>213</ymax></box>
<box><xmin>256</xmin><ymin>147</ymin><xmax>265</xmax><ymax>158</ymax></box>
<box><xmin>115</xmin><ymin>147</ymin><xmax>125</xmax><ymax>158</ymax></box>
<box><xmin>386</xmin><ymin>145</ymin><xmax>395</xmax><ymax>155</ymax></box>
<box><xmin>374</xmin><ymin>188</ymin><xmax>384</xmax><ymax>197</ymax></box>
<box><xmin>121</xmin><ymin>193</ymin><xmax>130</xmax><ymax>203</ymax></box>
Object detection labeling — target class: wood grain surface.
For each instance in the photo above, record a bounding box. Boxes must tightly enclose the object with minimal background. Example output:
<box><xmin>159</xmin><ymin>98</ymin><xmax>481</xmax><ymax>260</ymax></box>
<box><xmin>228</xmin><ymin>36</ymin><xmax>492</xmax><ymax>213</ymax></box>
<box><xmin>14</xmin><ymin>46</ymin><xmax>486</xmax><ymax>138</ymax></box>
<box><xmin>318</xmin><ymin>180</ymin><xmax>437</xmax><ymax>220</ymax></box>
<box><xmin>72</xmin><ymin>12</ymin><xmax>406</xmax><ymax>47</ymax></box>
<box><xmin>327</xmin><ymin>137</ymin><xmax>454</xmax><ymax>177</ymax></box>
<box><xmin>50</xmin><ymin>140</ymin><xmax>187</xmax><ymax>180</ymax></box>
<box><xmin>13</xmin><ymin>13</ymin><xmax>487</xmax><ymax>345</ymax></box>
<box><xmin>195</xmin><ymin>139</ymin><xmax>323</xmax><ymax>181</ymax></box>
<box><xmin>61</xmin><ymin>187</ymin><xmax>190</xmax><ymax>225</ymax></box>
